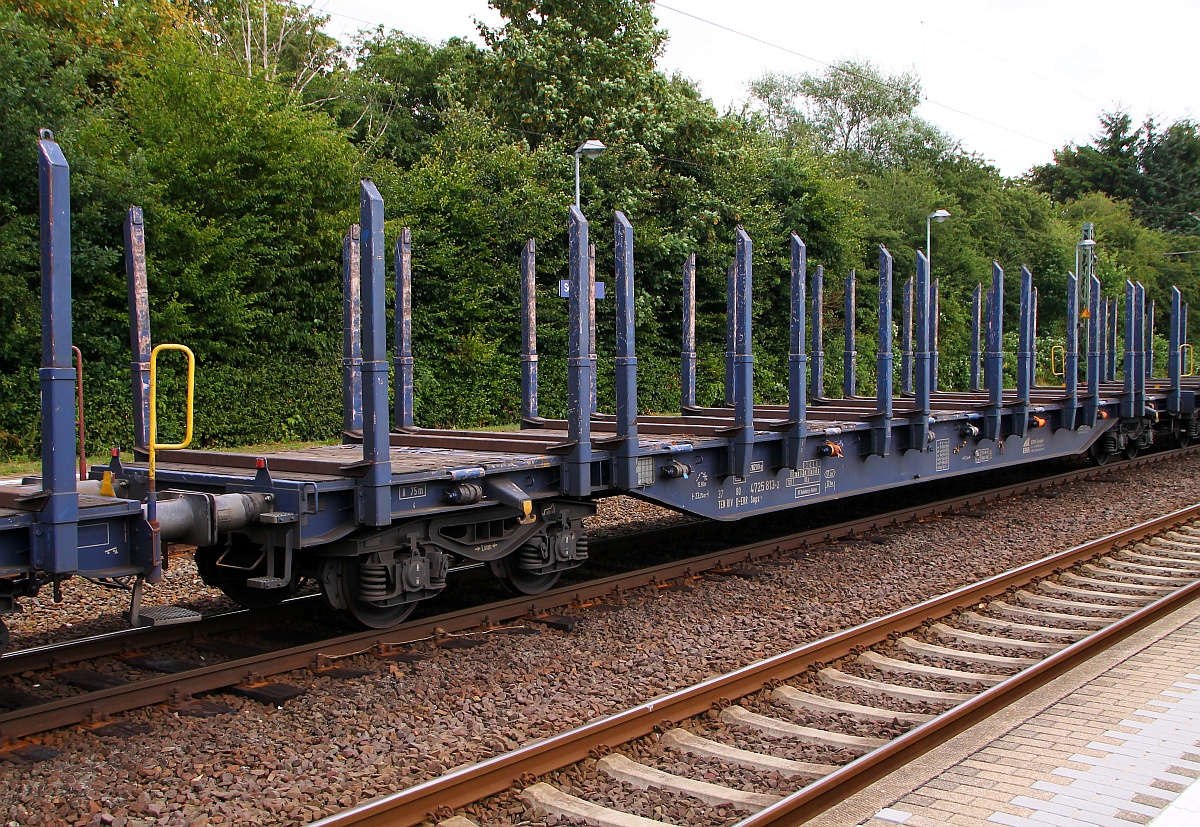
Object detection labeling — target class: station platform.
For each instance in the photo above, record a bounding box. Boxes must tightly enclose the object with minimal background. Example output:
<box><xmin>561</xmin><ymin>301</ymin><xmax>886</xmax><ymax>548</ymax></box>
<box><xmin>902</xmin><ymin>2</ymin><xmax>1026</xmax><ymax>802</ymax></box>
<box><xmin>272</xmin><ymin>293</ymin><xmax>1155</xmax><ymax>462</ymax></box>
<box><xmin>813</xmin><ymin>593</ymin><xmax>1200</xmax><ymax>827</ymax></box>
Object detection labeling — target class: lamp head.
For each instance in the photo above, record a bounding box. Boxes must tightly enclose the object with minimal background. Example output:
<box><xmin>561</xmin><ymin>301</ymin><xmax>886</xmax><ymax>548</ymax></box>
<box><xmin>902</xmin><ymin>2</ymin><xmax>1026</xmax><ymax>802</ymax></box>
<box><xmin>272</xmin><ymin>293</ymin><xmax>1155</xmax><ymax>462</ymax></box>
<box><xmin>927</xmin><ymin>209</ymin><xmax>951</xmax><ymax>223</ymax></box>
<box><xmin>575</xmin><ymin>139</ymin><xmax>607</xmax><ymax>159</ymax></box>
<box><xmin>1078</xmin><ymin>238</ymin><xmax>1096</xmax><ymax>248</ymax></box>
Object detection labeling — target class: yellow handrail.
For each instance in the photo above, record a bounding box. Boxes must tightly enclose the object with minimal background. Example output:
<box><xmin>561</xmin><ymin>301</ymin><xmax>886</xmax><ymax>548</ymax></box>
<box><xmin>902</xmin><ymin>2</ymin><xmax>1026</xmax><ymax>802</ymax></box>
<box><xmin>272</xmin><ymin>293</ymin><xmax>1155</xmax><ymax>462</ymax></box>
<box><xmin>1182</xmin><ymin>344</ymin><xmax>1195</xmax><ymax>378</ymax></box>
<box><xmin>1050</xmin><ymin>345</ymin><xmax>1065</xmax><ymax>379</ymax></box>
<box><xmin>148</xmin><ymin>344</ymin><xmax>195</xmax><ymax>484</ymax></box>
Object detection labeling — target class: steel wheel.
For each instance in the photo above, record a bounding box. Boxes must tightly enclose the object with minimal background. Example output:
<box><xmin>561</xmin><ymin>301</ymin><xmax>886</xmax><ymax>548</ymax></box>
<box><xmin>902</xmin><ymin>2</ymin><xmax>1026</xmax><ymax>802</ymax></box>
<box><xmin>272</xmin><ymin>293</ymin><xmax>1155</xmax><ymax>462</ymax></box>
<box><xmin>490</xmin><ymin>543</ymin><xmax>562</xmax><ymax>595</ymax></box>
<box><xmin>321</xmin><ymin>557</ymin><xmax>417</xmax><ymax>629</ymax></box>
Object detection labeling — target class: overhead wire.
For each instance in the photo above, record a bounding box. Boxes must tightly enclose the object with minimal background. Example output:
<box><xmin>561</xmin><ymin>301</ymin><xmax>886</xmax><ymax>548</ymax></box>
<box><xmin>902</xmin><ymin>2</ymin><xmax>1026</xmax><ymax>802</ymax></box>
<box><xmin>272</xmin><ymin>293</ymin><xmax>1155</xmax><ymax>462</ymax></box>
<box><xmin>9</xmin><ymin>5</ymin><xmax>1196</xmax><ymax>234</ymax></box>
<box><xmin>252</xmin><ymin>0</ymin><xmax>1200</xmax><ymax>215</ymax></box>
<box><xmin>650</xmin><ymin>1</ymin><xmax>1198</xmax><ymax>220</ymax></box>
<box><xmin>651</xmin><ymin>1</ymin><xmax>1058</xmax><ymax>149</ymax></box>
<box><xmin>918</xmin><ymin>20</ymin><xmax>1106</xmax><ymax>108</ymax></box>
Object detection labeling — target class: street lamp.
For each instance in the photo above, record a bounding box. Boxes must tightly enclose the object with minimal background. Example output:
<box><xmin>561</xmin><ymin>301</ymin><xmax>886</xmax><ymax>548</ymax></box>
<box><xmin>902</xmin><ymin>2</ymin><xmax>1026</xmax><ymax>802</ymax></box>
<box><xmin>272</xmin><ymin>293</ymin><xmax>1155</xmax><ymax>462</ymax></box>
<box><xmin>926</xmin><ymin>209</ymin><xmax>951</xmax><ymax>263</ymax></box>
<box><xmin>1077</xmin><ymin>234</ymin><xmax>1096</xmax><ymax>318</ymax></box>
<box><xmin>574</xmin><ymin>139</ymin><xmax>606</xmax><ymax>208</ymax></box>
<box><xmin>925</xmin><ymin>210</ymin><xmax>950</xmax><ymax>393</ymax></box>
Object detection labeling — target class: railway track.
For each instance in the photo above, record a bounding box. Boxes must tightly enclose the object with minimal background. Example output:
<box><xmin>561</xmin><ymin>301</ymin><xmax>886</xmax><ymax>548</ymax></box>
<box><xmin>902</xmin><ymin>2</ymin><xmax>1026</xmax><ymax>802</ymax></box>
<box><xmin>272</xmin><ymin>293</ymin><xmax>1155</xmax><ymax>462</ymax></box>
<box><xmin>0</xmin><ymin>446</ymin><xmax>1194</xmax><ymax>751</ymax></box>
<box><xmin>309</xmin><ymin>502</ymin><xmax>1200</xmax><ymax>827</ymax></box>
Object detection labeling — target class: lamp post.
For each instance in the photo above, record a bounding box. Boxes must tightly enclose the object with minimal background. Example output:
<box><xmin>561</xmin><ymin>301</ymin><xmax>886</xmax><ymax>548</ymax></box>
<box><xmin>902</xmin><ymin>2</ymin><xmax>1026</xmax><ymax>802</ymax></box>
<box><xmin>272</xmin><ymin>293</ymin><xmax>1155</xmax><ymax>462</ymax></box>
<box><xmin>926</xmin><ymin>210</ymin><xmax>950</xmax><ymax>392</ymax></box>
<box><xmin>1077</xmin><ymin>233</ymin><xmax>1096</xmax><ymax>319</ymax></box>
<box><xmin>1076</xmin><ymin>229</ymin><xmax>1097</xmax><ymax>384</ymax></box>
<box><xmin>574</xmin><ymin>139</ymin><xmax>606</xmax><ymax>208</ymax></box>
<box><xmin>926</xmin><ymin>209</ymin><xmax>951</xmax><ymax>264</ymax></box>
<box><xmin>1076</xmin><ymin>236</ymin><xmax>1096</xmax><ymax>281</ymax></box>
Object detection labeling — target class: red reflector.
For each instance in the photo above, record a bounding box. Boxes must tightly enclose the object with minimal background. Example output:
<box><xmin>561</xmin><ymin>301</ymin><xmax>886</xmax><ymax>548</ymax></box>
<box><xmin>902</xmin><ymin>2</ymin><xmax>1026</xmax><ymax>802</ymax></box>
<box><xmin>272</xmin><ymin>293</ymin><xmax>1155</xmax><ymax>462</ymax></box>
<box><xmin>256</xmin><ymin>458</ymin><xmax>266</xmax><ymax>469</ymax></box>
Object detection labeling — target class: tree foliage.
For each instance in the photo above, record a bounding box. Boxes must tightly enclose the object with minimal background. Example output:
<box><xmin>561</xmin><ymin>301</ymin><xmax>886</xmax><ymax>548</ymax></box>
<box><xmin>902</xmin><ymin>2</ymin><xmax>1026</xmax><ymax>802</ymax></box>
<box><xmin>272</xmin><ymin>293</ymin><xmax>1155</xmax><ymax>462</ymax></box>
<box><xmin>748</xmin><ymin>59</ymin><xmax>949</xmax><ymax>164</ymax></box>
<box><xmin>0</xmin><ymin>0</ymin><xmax>1197</xmax><ymax>458</ymax></box>
<box><xmin>1032</xmin><ymin>110</ymin><xmax>1200</xmax><ymax>233</ymax></box>
<box><xmin>186</xmin><ymin>0</ymin><xmax>340</xmax><ymax>99</ymax></box>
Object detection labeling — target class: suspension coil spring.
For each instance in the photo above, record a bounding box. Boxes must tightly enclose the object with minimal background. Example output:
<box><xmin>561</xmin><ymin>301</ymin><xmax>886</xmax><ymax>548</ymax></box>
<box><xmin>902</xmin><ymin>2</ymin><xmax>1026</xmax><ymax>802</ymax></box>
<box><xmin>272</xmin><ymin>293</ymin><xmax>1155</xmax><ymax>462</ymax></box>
<box><xmin>575</xmin><ymin>537</ymin><xmax>589</xmax><ymax>560</ymax></box>
<box><xmin>517</xmin><ymin>543</ymin><xmax>548</xmax><ymax>570</ymax></box>
<box><xmin>1099</xmin><ymin>433</ymin><xmax>1120</xmax><ymax>455</ymax></box>
<box><xmin>358</xmin><ymin>563</ymin><xmax>390</xmax><ymax>601</ymax></box>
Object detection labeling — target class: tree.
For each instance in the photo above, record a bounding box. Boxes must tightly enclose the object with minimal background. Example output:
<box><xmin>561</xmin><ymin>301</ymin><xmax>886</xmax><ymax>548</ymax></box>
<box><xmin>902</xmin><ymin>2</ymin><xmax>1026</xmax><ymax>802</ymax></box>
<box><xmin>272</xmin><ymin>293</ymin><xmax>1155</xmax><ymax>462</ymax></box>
<box><xmin>318</xmin><ymin>28</ymin><xmax>484</xmax><ymax>166</ymax></box>
<box><xmin>478</xmin><ymin>0</ymin><xmax>668</xmax><ymax>145</ymax></box>
<box><xmin>749</xmin><ymin>60</ymin><xmax>928</xmax><ymax>158</ymax></box>
<box><xmin>1140</xmin><ymin>119</ymin><xmax>1200</xmax><ymax>233</ymax></box>
<box><xmin>1032</xmin><ymin>110</ymin><xmax>1200</xmax><ymax>234</ymax></box>
<box><xmin>186</xmin><ymin>0</ymin><xmax>340</xmax><ymax>100</ymax></box>
<box><xmin>1030</xmin><ymin>110</ymin><xmax>1142</xmax><ymax>206</ymax></box>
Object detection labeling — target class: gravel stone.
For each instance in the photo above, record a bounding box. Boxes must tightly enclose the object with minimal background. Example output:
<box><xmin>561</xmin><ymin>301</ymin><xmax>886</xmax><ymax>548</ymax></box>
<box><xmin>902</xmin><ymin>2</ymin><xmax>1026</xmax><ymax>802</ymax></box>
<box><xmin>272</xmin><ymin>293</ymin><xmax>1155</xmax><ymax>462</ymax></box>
<box><xmin>3</xmin><ymin>457</ymin><xmax>1199</xmax><ymax>826</ymax></box>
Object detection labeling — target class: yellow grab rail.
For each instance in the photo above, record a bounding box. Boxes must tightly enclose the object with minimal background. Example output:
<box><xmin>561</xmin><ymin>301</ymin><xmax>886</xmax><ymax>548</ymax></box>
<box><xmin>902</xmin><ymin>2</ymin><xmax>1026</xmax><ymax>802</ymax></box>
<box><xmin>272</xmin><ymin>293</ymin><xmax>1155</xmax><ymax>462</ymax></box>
<box><xmin>1050</xmin><ymin>345</ymin><xmax>1065</xmax><ymax>379</ymax></box>
<box><xmin>1183</xmin><ymin>343</ymin><xmax>1195</xmax><ymax>377</ymax></box>
<box><xmin>148</xmin><ymin>344</ymin><xmax>195</xmax><ymax>483</ymax></box>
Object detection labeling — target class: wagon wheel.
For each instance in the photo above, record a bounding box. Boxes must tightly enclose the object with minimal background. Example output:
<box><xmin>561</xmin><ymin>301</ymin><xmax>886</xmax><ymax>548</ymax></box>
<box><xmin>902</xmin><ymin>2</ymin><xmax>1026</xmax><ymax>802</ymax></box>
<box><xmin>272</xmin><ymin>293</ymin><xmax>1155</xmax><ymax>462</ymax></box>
<box><xmin>319</xmin><ymin>556</ymin><xmax>417</xmax><ymax>629</ymax></box>
<box><xmin>490</xmin><ymin>543</ymin><xmax>562</xmax><ymax>595</ymax></box>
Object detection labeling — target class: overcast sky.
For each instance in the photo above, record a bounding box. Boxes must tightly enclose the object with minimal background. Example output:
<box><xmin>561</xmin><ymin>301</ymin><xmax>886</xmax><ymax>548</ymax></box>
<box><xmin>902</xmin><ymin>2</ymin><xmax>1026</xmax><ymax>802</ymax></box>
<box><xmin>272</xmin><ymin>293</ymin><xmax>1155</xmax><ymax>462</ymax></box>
<box><xmin>315</xmin><ymin>0</ymin><xmax>1199</xmax><ymax>177</ymax></box>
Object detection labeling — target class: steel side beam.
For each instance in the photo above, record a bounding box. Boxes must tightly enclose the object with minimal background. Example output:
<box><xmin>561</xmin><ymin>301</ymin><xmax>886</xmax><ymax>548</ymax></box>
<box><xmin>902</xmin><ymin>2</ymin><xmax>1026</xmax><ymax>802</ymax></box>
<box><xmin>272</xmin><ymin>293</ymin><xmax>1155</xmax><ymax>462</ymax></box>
<box><xmin>725</xmin><ymin>261</ymin><xmax>736</xmax><ymax>407</ymax></box>
<box><xmin>931</xmin><ymin>278</ymin><xmax>940</xmax><ymax>394</ymax></box>
<box><xmin>613</xmin><ymin>211</ymin><xmax>639</xmax><ymax>488</ymax></box>
<box><xmin>786</xmin><ymin>233</ymin><xmax>808</xmax><ymax>469</ymax></box>
<box><xmin>394</xmin><ymin>227</ymin><xmax>414</xmax><ymax>430</ymax></box>
<box><xmin>901</xmin><ymin>277</ymin><xmax>913</xmax><ymax>395</ymax></box>
<box><xmin>912</xmin><ymin>252</ymin><xmax>930</xmax><ymax>450</ymax></box>
<box><xmin>969</xmin><ymin>284</ymin><xmax>981</xmax><ymax>392</ymax></box>
<box><xmin>564</xmin><ymin>207</ymin><xmax>593</xmax><ymax>496</ymax></box>
<box><xmin>342</xmin><ymin>224</ymin><xmax>364</xmax><ymax>436</ymax></box>
<box><xmin>681</xmin><ymin>253</ymin><xmax>697</xmax><ymax>410</ymax></box>
<box><xmin>873</xmin><ymin>246</ymin><xmax>894</xmax><ymax>457</ymax></box>
<box><xmin>984</xmin><ymin>262</ymin><xmax>1005</xmax><ymax>440</ymax></box>
<box><xmin>35</xmin><ymin>132</ymin><xmax>79</xmax><ymax>574</ymax></box>
<box><xmin>358</xmin><ymin>180</ymin><xmax>392</xmax><ymax>526</ymax></box>
<box><xmin>1062</xmin><ymin>272</ymin><xmax>1078</xmax><ymax>430</ymax></box>
<box><xmin>731</xmin><ymin>227</ymin><xmax>755</xmax><ymax>479</ymax></box>
<box><xmin>810</xmin><ymin>264</ymin><xmax>825</xmax><ymax>400</ymax></box>
<box><xmin>1085</xmin><ymin>274</ymin><xmax>1101</xmax><ymax>427</ymax></box>
<box><xmin>125</xmin><ymin>206</ymin><xmax>152</xmax><ymax>452</ymax></box>
<box><xmin>520</xmin><ymin>238</ymin><xmax>541</xmax><ymax>425</ymax></box>
<box><xmin>844</xmin><ymin>269</ymin><xmax>856</xmax><ymax>398</ymax></box>
<box><xmin>1122</xmin><ymin>282</ymin><xmax>1135</xmax><ymax>417</ymax></box>
<box><xmin>1014</xmin><ymin>265</ymin><xmax>1032</xmax><ymax>437</ymax></box>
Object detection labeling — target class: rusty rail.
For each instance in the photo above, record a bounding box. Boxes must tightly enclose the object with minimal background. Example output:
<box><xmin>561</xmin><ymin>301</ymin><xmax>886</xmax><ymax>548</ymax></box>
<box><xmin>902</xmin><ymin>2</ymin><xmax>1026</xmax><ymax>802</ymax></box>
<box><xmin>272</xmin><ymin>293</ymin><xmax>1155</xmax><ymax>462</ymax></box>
<box><xmin>310</xmin><ymin>502</ymin><xmax>1200</xmax><ymax>827</ymax></box>
<box><xmin>1</xmin><ymin>446</ymin><xmax>1194</xmax><ymax>743</ymax></box>
<box><xmin>736</xmin><ymin>528</ymin><xmax>1200</xmax><ymax>825</ymax></box>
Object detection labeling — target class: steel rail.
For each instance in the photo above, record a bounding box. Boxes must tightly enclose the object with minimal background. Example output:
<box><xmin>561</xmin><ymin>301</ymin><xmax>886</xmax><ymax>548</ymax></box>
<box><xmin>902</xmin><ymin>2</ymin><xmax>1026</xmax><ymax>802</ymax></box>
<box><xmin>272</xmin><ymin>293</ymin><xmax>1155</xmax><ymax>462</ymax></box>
<box><xmin>737</xmin><ymin>550</ymin><xmax>1200</xmax><ymax>825</ymax></box>
<box><xmin>0</xmin><ymin>518</ymin><xmax>700</xmax><ymax>677</ymax></box>
<box><xmin>309</xmin><ymin>502</ymin><xmax>1200</xmax><ymax>827</ymax></box>
<box><xmin>1</xmin><ymin>446</ymin><xmax>1194</xmax><ymax>742</ymax></box>
<box><xmin>3</xmin><ymin>445</ymin><xmax>1187</xmax><ymax>677</ymax></box>
<box><xmin>0</xmin><ymin>593</ymin><xmax>322</xmax><ymax>677</ymax></box>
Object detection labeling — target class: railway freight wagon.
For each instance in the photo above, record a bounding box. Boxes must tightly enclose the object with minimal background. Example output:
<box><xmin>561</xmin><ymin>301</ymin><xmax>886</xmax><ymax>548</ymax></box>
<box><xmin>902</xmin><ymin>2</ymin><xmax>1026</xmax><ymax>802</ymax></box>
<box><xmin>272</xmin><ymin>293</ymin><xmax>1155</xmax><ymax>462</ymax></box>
<box><xmin>1</xmin><ymin>134</ymin><xmax>1196</xmax><ymax>646</ymax></box>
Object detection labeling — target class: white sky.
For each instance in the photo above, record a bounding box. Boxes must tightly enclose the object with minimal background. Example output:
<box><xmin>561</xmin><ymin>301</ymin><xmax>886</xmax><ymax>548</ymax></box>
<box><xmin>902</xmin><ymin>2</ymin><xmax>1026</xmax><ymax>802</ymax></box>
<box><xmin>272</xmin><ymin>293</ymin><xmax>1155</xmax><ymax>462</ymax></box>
<box><xmin>315</xmin><ymin>0</ymin><xmax>1199</xmax><ymax>177</ymax></box>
